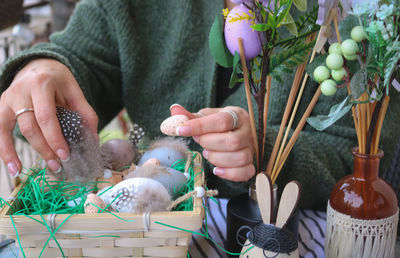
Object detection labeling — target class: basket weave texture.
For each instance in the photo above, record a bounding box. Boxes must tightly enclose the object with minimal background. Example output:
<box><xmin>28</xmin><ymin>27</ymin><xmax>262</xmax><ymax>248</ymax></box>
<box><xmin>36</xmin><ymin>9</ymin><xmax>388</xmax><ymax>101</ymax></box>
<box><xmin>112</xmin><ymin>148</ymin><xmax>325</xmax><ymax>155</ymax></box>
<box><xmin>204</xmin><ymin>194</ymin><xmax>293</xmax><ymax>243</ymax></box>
<box><xmin>0</xmin><ymin>0</ymin><xmax>23</xmax><ymax>31</ymax></box>
<box><xmin>0</xmin><ymin>153</ymin><xmax>205</xmax><ymax>258</ymax></box>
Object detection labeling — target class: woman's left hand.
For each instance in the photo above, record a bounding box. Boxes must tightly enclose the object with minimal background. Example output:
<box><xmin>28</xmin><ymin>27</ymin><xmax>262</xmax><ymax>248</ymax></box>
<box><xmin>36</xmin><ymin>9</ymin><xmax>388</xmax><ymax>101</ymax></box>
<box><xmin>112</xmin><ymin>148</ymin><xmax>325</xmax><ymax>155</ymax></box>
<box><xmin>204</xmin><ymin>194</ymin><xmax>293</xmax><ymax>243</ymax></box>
<box><xmin>170</xmin><ymin>104</ymin><xmax>255</xmax><ymax>182</ymax></box>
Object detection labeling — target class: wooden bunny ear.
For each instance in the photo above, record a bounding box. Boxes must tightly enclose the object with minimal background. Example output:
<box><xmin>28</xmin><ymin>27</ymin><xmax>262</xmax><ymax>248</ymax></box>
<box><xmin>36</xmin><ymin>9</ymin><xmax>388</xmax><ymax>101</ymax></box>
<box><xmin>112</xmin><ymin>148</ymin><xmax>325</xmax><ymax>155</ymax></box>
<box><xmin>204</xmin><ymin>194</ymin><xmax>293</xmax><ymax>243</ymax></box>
<box><xmin>275</xmin><ymin>181</ymin><xmax>301</xmax><ymax>228</ymax></box>
<box><xmin>255</xmin><ymin>172</ymin><xmax>273</xmax><ymax>224</ymax></box>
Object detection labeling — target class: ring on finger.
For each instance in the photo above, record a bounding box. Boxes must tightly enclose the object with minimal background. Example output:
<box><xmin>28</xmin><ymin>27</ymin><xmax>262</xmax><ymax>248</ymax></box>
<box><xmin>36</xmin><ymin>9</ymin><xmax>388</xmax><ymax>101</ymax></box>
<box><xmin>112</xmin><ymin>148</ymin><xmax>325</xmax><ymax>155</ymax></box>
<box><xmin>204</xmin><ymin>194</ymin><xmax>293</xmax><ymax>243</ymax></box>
<box><xmin>15</xmin><ymin>108</ymin><xmax>34</xmax><ymax>119</ymax></box>
<box><xmin>221</xmin><ymin>108</ymin><xmax>239</xmax><ymax>130</ymax></box>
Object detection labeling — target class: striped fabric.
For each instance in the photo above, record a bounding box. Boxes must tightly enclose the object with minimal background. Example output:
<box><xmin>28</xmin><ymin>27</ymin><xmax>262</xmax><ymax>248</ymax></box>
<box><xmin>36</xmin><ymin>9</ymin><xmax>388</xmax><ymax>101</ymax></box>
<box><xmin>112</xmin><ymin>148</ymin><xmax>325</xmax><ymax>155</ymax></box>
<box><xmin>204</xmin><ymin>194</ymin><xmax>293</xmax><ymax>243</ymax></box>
<box><xmin>190</xmin><ymin>198</ymin><xmax>327</xmax><ymax>258</ymax></box>
<box><xmin>0</xmin><ymin>198</ymin><xmax>327</xmax><ymax>258</ymax></box>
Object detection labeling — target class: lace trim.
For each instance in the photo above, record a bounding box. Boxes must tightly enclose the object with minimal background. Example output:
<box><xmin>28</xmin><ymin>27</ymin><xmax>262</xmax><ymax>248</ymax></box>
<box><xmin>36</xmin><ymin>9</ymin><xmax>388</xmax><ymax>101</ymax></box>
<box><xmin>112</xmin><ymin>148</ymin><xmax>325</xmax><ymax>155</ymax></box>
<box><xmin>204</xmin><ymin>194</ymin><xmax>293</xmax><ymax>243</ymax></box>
<box><xmin>325</xmin><ymin>201</ymin><xmax>399</xmax><ymax>258</ymax></box>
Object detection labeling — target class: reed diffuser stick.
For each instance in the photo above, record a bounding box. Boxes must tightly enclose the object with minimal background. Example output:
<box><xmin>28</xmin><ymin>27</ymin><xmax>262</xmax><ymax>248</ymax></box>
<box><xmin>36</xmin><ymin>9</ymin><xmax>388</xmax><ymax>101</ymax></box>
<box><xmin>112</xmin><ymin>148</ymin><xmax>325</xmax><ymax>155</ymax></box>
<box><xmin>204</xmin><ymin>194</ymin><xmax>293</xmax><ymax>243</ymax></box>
<box><xmin>238</xmin><ymin>38</ymin><xmax>259</xmax><ymax>170</ymax></box>
<box><xmin>261</xmin><ymin>76</ymin><xmax>272</xmax><ymax>159</ymax></box>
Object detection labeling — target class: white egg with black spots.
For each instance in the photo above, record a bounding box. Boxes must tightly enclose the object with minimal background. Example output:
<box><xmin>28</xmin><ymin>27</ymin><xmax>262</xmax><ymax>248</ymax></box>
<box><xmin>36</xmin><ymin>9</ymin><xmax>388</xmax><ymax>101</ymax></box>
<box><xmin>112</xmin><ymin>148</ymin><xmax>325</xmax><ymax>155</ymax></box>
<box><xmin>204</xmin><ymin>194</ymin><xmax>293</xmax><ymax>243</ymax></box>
<box><xmin>98</xmin><ymin>177</ymin><xmax>171</xmax><ymax>213</ymax></box>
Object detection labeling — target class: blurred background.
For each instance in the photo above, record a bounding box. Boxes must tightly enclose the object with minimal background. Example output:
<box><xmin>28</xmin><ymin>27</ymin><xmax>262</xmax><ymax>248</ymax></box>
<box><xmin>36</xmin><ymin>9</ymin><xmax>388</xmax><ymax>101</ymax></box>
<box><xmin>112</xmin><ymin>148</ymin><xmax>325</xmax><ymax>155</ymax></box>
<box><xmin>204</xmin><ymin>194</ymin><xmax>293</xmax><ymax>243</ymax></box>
<box><xmin>0</xmin><ymin>0</ymin><xmax>80</xmax><ymax>200</ymax></box>
<box><xmin>0</xmin><ymin>2</ymin><xmax>133</xmax><ymax>254</ymax></box>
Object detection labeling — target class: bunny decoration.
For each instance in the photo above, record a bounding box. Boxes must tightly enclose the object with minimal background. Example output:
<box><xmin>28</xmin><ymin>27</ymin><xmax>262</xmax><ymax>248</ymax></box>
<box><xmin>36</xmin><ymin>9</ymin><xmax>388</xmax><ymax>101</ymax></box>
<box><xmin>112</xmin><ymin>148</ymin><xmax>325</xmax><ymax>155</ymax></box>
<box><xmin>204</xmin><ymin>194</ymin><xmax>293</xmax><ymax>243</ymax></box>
<box><xmin>239</xmin><ymin>173</ymin><xmax>301</xmax><ymax>258</ymax></box>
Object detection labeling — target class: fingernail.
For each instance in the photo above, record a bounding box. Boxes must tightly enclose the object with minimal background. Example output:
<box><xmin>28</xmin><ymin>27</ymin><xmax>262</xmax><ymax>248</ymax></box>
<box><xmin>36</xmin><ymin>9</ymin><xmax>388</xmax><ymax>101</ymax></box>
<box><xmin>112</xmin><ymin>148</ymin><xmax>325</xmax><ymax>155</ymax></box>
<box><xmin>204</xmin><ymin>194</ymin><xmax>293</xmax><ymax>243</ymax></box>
<box><xmin>56</xmin><ymin>149</ymin><xmax>70</xmax><ymax>162</ymax></box>
<box><xmin>176</xmin><ymin>126</ymin><xmax>192</xmax><ymax>136</ymax></box>
<box><xmin>196</xmin><ymin>112</ymin><xmax>205</xmax><ymax>117</ymax></box>
<box><xmin>169</xmin><ymin>103</ymin><xmax>183</xmax><ymax>111</ymax></box>
<box><xmin>193</xmin><ymin>136</ymin><xmax>199</xmax><ymax>143</ymax></box>
<box><xmin>202</xmin><ymin>149</ymin><xmax>209</xmax><ymax>159</ymax></box>
<box><xmin>48</xmin><ymin>160</ymin><xmax>62</xmax><ymax>173</ymax></box>
<box><xmin>213</xmin><ymin>167</ymin><xmax>224</xmax><ymax>176</ymax></box>
<box><xmin>7</xmin><ymin>162</ymin><xmax>20</xmax><ymax>177</ymax></box>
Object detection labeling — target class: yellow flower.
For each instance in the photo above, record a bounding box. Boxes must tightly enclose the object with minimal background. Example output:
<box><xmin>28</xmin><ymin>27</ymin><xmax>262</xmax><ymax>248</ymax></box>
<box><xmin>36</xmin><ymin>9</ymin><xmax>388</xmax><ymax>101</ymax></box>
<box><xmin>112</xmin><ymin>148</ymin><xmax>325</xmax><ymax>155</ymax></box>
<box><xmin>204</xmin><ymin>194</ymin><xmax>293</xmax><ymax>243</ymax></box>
<box><xmin>222</xmin><ymin>8</ymin><xmax>229</xmax><ymax>19</ymax></box>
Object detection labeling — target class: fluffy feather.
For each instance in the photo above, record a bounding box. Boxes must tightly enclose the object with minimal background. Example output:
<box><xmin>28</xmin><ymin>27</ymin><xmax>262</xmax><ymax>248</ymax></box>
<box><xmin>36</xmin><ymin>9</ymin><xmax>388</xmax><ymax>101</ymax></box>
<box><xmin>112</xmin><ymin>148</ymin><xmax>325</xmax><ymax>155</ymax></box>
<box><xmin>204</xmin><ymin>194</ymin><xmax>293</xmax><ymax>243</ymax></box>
<box><xmin>147</xmin><ymin>137</ymin><xmax>189</xmax><ymax>155</ymax></box>
<box><xmin>57</xmin><ymin>106</ymin><xmax>104</xmax><ymax>182</ymax></box>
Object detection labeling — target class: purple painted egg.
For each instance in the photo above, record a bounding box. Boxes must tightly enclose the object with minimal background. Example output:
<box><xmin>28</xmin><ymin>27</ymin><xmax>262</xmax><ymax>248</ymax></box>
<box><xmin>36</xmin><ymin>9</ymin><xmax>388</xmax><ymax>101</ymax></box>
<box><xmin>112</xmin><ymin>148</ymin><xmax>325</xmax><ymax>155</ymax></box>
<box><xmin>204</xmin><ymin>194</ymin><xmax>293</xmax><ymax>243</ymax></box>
<box><xmin>224</xmin><ymin>4</ymin><xmax>262</xmax><ymax>60</ymax></box>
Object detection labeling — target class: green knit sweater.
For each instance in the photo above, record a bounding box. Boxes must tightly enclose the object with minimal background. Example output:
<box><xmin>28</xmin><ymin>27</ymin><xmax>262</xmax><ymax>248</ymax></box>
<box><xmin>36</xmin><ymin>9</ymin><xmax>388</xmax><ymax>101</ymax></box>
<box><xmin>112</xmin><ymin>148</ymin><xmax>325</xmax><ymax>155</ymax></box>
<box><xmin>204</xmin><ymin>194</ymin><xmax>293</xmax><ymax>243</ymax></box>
<box><xmin>1</xmin><ymin>0</ymin><xmax>399</xmax><ymax>209</ymax></box>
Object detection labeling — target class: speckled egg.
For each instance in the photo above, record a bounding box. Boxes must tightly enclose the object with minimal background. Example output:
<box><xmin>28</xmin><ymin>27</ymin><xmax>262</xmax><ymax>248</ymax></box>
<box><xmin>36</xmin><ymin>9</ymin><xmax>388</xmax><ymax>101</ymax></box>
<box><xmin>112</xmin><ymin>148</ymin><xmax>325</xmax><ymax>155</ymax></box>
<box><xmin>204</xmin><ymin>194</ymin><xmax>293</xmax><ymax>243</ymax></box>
<box><xmin>84</xmin><ymin>193</ymin><xmax>107</xmax><ymax>214</ymax></box>
<box><xmin>160</xmin><ymin>115</ymin><xmax>189</xmax><ymax>136</ymax></box>
<box><xmin>224</xmin><ymin>4</ymin><xmax>262</xmax><ymax>60</ymax></box>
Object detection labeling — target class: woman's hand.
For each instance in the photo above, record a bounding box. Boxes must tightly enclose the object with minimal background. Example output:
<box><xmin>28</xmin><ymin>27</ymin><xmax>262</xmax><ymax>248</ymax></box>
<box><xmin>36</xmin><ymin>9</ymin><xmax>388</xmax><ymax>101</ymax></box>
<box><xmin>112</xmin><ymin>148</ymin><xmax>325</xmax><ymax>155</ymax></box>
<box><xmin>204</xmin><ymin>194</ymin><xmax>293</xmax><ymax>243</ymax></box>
<box><xmin>170</xmin><ymin>104</ymin><xmax>255</xmax><ymax>182</ymax></box>
<box><xmin>0</xmin><ymin>58</ymin><xmax>98</xmax><ymax>177</ymax></box>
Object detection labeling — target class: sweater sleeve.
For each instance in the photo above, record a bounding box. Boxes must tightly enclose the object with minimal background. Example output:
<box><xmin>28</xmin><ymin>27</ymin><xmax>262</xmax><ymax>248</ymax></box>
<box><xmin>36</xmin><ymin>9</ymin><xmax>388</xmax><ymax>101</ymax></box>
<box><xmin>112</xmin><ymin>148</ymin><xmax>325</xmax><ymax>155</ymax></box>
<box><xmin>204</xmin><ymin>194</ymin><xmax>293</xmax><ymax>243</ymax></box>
<box><xmin>0</xmin><ymin>0</ymin><xmax>123</xmax><ymax>129</ymax></box>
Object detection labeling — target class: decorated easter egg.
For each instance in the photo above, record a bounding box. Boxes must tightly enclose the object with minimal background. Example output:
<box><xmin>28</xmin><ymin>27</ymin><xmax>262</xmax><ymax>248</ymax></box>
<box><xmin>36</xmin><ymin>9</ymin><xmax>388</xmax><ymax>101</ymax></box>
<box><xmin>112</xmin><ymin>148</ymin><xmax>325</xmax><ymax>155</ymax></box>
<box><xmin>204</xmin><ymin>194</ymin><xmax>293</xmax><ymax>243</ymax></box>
<box><xmin>101</xmin><ymin>139</ymin><xmax>138</xmax><ymax>170</ymax></box>
<box><xmin>160</xmin><ymin>115</ymin><xmax>189</xmax><ymax>136</ymax></box>
<box><xmin>160</xmin><ymin>167</ymin><xmax>189</xmax><ymax>196</ymax></box>
<box><xmin>224</xmin><ymin>4</ymin><xmax>262</xmax><ymax>60</ymax></box>
<box><xmin>138</xmin><ymin>146</ymin><xmax>186</xmax><ymax>167</ymax></box>
<box><xmin>127</xmin><ymin>163</ymin><xmax>188</xmax><ymax>198</ymax></box>
<box><xmin>84</xmin><ymin>193</ymin><xmax>107</xmax><ymax>214</ymax></box>
<box><xmin>98</xmin><ymin>177</ymin><xmax>171</xmax><ymax>213</ymax></box>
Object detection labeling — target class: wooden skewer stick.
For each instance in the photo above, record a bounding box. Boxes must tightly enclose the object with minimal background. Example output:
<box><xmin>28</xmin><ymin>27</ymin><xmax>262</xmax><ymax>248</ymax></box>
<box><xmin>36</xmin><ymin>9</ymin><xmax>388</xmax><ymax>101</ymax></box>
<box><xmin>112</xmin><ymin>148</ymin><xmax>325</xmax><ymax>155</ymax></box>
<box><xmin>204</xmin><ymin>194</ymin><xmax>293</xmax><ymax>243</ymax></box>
<box><xmin>273</xmin><ymin>87</ymin><xmax>322</xmax><ymax>182</ymax></box>
<box><xmin>270</xmin><ymin>62</ymin><xmax>307</xmax><ymax>179</ymax></box>
<box><xmin>332</xmin><ymin>9</ymin><xmax>362</xmax><ymax>153</ymax></box>
<box><xmin>357</xmin><ymin>104</ymin><xmax>363</xmax><ymax>153</ymax></box>
<box><xmin>270</xmin><ymin>33</ymin><xmax>317</xmax><ymax>181</ymax></box>
<box><xmin>360</xmin><ymin>93</ymin><xmax>368</xmax><ymax>154</ymax></box>
<box><xmin>261</xmin><ymin>76</ymin><xmax>272</xmax><ymax>160</ymax></box>
<box><xmin>238</xmin><ymin>38</ymin><xmax>259</xmax><ymax>171</ymax></box>
<box><xmin>265</xmin><ymin>64</ymin><xmax>303</xmax><ymax>177</ymax></box>
<box><xmin>373</xmin><ymin>96</ymin><xmax>390</xmax><ymax>154</ymax></box>
<box><xmin>333</xmin><ymin>14</ymin><xmax>341</xmax><ymax>43</ymax></box>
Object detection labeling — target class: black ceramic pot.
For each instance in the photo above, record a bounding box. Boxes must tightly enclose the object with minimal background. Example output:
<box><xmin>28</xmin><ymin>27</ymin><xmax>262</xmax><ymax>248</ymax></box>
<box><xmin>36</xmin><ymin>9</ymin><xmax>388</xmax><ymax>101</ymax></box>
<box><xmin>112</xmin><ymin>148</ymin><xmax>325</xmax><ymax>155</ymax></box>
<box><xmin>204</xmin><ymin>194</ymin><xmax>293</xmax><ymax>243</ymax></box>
<box><xmin>225</xmin><ymin>187</ymin><xmax>299</xmax><ymax>257</ymax></box>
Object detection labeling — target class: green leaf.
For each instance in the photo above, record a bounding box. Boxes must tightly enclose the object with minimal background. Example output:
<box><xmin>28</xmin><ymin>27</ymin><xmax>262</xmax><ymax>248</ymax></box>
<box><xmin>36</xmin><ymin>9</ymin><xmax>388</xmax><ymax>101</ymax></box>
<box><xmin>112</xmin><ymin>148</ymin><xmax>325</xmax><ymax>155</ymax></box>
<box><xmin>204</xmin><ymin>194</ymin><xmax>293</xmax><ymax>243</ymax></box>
<box><xmin>251</xmin><ymin>23</ymin><xmax>272</xmax><ymax>32</ymax></box>
<box><xmin>293</xmin><ymin>0</ymin><xmax>307</xmax><ymax>12</ymax></box>
<box><xmin>307</xmin><ymin>96</ymin><xmax>353</xmax><ymax>131</ymax></box>
<box><xmin>270</xmin><ymin>41</ymin><xmax>314</xmax><ymax>75</ymax></box>
<box><xmin>208</xmin><ymin>14</ymin><xmax>233</xmax><ymax>68</ymax></box>
<box><xmin>339</xmin><ymin>15</ymin><xmax>360</xmax><ymax>41</ymax></box>
<box><xmin>228</xmin><ymin>52</ymin><xmax>241</xmax><ymax>88</ymax></box>
<box><xmin>276</xmin><ymin>0</ymin><xmax>294</xmax><ymax>25</ymax></box>
<box><xmin>384</xmin><ymin>40</ymin><xmax>400</xmax><ymax>89</ymax></box>
<box><xmin>305</xmin><ymin>53</ymin><xmax>328</xmax><ymax>82</ymax></box>
<box><xmin>283</xmin><ymin>14</ymin><xmax>298</xmax><ymax>36</ymax></box>
<box><xmin>350</xmin><ymin>67</ymin><xmax>367</xmax><ymax>99</ymax></box>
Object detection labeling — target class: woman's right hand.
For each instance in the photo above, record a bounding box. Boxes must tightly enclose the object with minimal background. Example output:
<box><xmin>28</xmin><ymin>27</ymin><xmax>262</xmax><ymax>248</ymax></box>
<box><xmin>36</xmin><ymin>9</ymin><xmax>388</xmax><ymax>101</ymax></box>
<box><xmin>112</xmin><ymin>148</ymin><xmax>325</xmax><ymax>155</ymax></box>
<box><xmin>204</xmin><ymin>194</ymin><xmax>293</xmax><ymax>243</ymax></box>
<box><xmin>0</xmin><ymin>58</ymin><xmax>98</xmax><ymax>177</ymax></box>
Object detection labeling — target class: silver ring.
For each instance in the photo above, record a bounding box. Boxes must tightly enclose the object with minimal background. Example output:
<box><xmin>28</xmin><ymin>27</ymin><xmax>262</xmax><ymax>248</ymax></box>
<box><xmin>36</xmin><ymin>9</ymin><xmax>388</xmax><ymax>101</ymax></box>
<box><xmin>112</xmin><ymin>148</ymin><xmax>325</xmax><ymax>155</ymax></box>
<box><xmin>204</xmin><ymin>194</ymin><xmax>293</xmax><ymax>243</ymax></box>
<box><xmin>15</xmin><ymin>108</ymin><xmax>34</xmax><ymax>118</ymax></box>
<box><xmin>221</xmin><ymin>109</ymin><xmax>239</xmax><ymax>130</ymax></box>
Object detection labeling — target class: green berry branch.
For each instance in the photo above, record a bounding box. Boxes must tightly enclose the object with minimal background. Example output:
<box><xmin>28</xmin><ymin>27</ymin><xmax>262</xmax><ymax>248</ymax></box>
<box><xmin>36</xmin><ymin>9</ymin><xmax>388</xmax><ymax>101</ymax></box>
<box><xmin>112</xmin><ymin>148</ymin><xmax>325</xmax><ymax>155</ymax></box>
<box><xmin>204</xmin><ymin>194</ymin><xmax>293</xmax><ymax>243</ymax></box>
<box><xmin>307</xmin><ymin>0</ymin><xmax>400</xmax><ymax>155</ymax></box>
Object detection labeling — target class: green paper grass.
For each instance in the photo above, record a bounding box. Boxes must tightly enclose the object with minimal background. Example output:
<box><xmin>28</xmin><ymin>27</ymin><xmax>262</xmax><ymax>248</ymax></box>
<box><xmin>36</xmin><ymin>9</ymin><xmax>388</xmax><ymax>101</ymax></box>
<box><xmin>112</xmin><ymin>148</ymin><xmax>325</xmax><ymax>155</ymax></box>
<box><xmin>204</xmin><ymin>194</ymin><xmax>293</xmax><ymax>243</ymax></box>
<box><xmin>0</xmin><ymin>151</ymin><xmax>201</xmax><ymax>257</ymax></box>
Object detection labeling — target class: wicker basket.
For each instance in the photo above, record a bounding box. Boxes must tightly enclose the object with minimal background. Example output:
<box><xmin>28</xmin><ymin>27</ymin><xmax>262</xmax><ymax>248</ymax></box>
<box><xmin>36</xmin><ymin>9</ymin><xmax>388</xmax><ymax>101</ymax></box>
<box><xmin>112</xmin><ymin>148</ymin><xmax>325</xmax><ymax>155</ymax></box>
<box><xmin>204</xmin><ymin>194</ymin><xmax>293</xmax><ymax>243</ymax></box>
<box><xmin>0</xmin><ymin>153</ymin><xmax>205</xmax><ymax>258</ymax></box>
<box><xmin>0</xmin><ymin>0</ymin><xmax>24</xmax><ymax>31</ymax></box>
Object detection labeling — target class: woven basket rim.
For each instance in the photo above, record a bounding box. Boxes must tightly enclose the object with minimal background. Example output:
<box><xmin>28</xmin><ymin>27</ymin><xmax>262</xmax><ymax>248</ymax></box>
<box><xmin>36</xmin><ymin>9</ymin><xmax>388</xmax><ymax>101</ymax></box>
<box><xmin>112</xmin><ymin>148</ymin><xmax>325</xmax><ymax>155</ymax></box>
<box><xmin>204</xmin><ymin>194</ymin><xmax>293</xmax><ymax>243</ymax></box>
<box><xmin>0</xmin><ymin>151</ymin><xmax>205</xmax><ymax>236</ymax></box>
